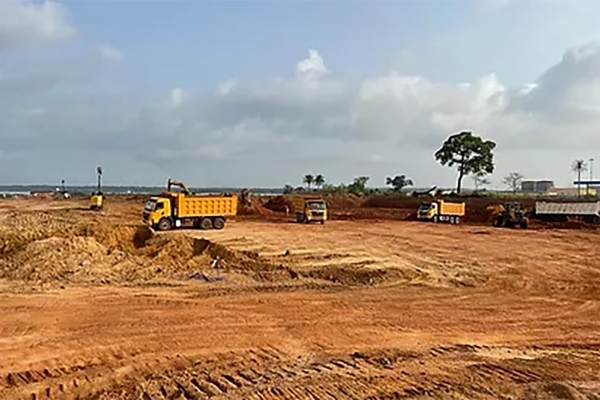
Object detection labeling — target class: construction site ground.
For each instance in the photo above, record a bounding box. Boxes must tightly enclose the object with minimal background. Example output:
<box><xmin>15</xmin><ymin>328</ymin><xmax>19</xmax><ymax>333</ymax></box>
<box><xmin>0</xmin><ymin>197</ymin><xmax>599</xmax><ymax>399</ymax></box>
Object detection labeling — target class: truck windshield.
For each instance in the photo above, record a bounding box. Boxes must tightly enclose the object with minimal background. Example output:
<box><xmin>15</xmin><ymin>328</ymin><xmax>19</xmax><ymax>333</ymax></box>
<box><xmin>144</xmin><ymin>200</ymin><xmax>156</xmax><ymax>211</ymax></box>
<box><xmin>419</xmin><ymin>203</ymin><xmax>432</xmax><ymax>210</ymax></box>
<box><xmin>307</xmin><ymin>202</ymin><xmax>326</xmax><ymax>210</ymax></box>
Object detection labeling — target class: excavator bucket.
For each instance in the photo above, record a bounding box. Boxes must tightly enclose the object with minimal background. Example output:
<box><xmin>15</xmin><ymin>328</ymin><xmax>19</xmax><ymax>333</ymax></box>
<box><xmin>133</xmin><ymin>225</ymin><xmax>155</xmax><ymax>248</ymax></box>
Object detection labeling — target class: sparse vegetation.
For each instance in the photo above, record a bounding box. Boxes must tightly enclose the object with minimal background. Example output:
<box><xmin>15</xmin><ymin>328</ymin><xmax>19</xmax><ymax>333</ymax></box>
<box><xmin>472</xmin><ymin>171</ymin><xmax>490</xmax><ymax>192</ymax></box>
<box><xmin>303</xmin><ymin>174</ymin><xmax>315</xmax><ymax>189</ymax></box>
<box><xmin>348</xmin><ymin>176</ymin><xmax>370</xmax><ymax>195</ymax></box>
<box><xmin>314</xmin><ymin>174</ymin><xmax>325</xmax><ymax>189</ymax></box>
<box><xmin>386</xmin><ymin>175</ymin><xmax>413</xmax><ymax>192</ymax></box>
<box><xmin>502</xmin><ymin>172</ymin><xmax>524</xmax><ymax>194</ymax></box>
<box><xmin>573</xmin><ymin>159</ymin><xmax>587</xmax><ymax>198</ymax></box>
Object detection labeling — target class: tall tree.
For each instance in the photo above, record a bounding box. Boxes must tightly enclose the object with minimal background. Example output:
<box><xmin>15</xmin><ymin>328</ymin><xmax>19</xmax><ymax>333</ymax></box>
<box><xmin>348</xmin><ymin>176</ymin><xmax>370</xmax><ymax>194</ymax></box>
<box><xmin>472</xmin><ymin>171</ymin><xmax>491</xmax><ymax>192</ymax></box>
<box><xmin>572</xmin><ymin>160</ymin><xmax>587</xmax><ymax>198</ymax></box>
<box><xmin>303</xmin><ymin>174</ymin><xmax>314</xmax><ymax>189</ymax></box>
<box><xmin>435</xmin><ymin>131</ymin><xmax>496</xmax><ymax>194</ymax></box>
<box><xmin>386</xmin><ymin>175</ymin><xmax>413</xmax><ymax>191</ymax></box>
<box><xmin>502</xmin><ymin>172</ymin><xmax>524</xmax><ymax>194</ymax></box>
<box><xmin>314</xmin><ymin>174</ymin><xmax>325</xmax><ymax>189</ymax></box>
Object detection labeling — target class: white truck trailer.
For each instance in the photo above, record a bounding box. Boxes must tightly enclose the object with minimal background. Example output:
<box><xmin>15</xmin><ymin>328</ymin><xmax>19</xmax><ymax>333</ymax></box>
<box><xmin>534</xmin><ymin>201</ymin><xmax>600</xmax><ymax>224</ymax></box>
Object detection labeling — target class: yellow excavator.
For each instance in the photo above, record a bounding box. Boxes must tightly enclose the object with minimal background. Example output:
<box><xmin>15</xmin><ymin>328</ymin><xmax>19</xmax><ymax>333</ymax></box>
<box><xmin>90</xmin><ymin>166</ymin><xmax>103</xmax><ymax>211</ymax></box>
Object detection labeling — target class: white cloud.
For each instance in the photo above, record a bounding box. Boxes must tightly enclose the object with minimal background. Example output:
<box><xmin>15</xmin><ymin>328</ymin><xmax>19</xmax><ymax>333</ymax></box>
<box><xmin>4</xmin><ymin>41</ymin><xmax>600</xmax><ymax>186</ymax></box>
<box><xmin>168</xmin><ymin>87</ymin><xmax>185</xmax><ymax>108</ymax></box>
<box><xmin>217</xmin><ymin>80</ymin><xmax>237</xmax><ymax>95</ymax></box>
<box><xmin>295</xmin><ymin>49</ymin><xmax>329</xmax><ymax>82</ymax></box>
<box><xmin>98</xmin><ymin>44</ymin><xmax>124</xmax><ymax>61</ymax></box>
<box><xmin>0</xmin><ymin>0</ymin><xmax>76</xmax><ymax>52</ymax></box>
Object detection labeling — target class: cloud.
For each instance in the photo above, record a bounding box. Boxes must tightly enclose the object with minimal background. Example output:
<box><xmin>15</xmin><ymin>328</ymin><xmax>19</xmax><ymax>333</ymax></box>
<box><xmin>3</xmin><ymin>44</ymin><xmax>600</xmax><ymax>187</ymax></box>
<box><xmin>98</xmin><ymin>44</ymin><xmax>124</xmax><ymax>61</ymax></box>
<box><xmin>0</xmin><ymin>0</ymin><xmax>76</xmax><ymax>52</ymax></box>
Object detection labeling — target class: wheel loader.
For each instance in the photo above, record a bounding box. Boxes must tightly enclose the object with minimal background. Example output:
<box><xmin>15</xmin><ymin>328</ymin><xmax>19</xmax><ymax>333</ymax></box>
<box><xmin>492</xmin><ymin>202</ymin><xmax>528</xmax><ymax>229</ymax></box>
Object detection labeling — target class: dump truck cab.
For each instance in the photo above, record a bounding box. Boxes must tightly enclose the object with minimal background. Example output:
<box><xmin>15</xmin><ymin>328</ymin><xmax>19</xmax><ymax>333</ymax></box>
<box><xmin>417</xmin><ymin>202</ymin><xmax>437</xmax><ymax>220</ymax></box>
<box><xmin>294</xmin><ymin>197</ymin><xmax>327</xmax><ymax>224</ymax></box>
<box><xmin>143</xmin><ymin>197</ymin><xmax>172</xmax><ymax>227</ymax></box>
<box><xmin>417</xmin><ymin>199</ymin><xmax>465</xmax><ymax>224</ymax></box>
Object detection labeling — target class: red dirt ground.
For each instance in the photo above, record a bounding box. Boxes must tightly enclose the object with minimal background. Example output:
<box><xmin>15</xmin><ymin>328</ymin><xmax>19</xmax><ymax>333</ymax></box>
<box><xmin>0</xmin><ymin>197</ymin><xmax>598</xmax><ymax>399</ymax></box>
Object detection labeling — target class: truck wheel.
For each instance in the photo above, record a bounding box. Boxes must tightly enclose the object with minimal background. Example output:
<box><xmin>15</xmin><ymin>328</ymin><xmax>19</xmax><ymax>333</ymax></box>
<box><xmin>213</xmin><ymin>217</ymin><xmax>225</xmax><ymax>230</ymax></box>
<box><xmin>320</xmin><ymin>220</ymin><xmax>325</xmax><ymax>225</ymax></box>
<box><xmin>200</xmin><ymin>218</ymin><xmax>213</xmax><ymax>230</ymax></box>
<box><xmin>433</xmin><ymin>215</ymin><xmax>438</xmax><ymax>223</ymax></box>
<box><xmin>157</xmin><ymin>218</ymin><xmax>172</xmax><ymax>231</ymax></box>
<box><xmin>520</xmin><ymin>219</ymin><xmax>528</xmax><ymax>229</ymax></box>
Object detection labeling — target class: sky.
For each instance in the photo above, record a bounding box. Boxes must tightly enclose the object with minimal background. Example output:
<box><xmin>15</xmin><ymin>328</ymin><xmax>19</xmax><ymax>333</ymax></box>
<box><xmin>2</xmin><ymin>0</ymin><xmax>600</xmax><ymax>188</ymax></box>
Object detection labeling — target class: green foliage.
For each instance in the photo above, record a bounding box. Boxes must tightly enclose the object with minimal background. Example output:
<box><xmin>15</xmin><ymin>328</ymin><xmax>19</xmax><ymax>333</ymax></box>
<box><xmin>348</xmin><ymin>176</ymin><xmax>370</xmax><ymax>195</ymax></box>
<box><xmin>283</xmin><ymin>184</ymin><xmax>294</xmax><ymax>194</ymax></box>
<box><xmin>314</xmin><ymin>174</ymin><xmax>325</xmax><ymax>188</ymax></box>
<box><xmin>386</xmin><ymin>175</ymin><xmax>413</xmax><ymax>191</ymax></box>
<box><xmin>435</xmin><ymin>131</ymin><xmax>496</xmax><ymax>194</ymax></box>
<box><xmin>303</xmin><ymin>174</ymin><xmax>315</xmax><ymax>189</ymax></box>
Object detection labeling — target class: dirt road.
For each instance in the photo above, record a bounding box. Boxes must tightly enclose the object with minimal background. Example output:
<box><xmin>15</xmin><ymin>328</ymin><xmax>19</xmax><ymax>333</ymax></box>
<box><xmin>0</xmin><ymin>205</ymin><xmax>599</xmax><ymax>399</ymax></box>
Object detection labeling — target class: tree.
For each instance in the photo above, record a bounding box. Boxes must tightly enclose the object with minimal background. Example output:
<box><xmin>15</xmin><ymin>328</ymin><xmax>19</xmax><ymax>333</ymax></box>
<box><xmin>283</xmin><ymin>184</ymin><xmax>294</xmax><ymax>194</ymax></box>
<box><xmin>502</xmin><ymin>172</ymin><xmax>524</xmax><ymax>194</ymax></box>
<box><xmin>314</xmin><ymin>174</ymin><xmax>325</xmax><ymax>189</ymax></box>
<box><xmin>472</xmin><ymin>171</ymin><xmax>491</xmax><ymax>192</ymax></box>
<box><xmin>386</xmin><ymin>175</ymin><xmax>413</xmax><ymax>191</ymax></box>
<box><xmin>434</xmin><ymin>131</ymin><xmax>496</xmax><ymax>194</ymax></box>
<box><xmin>348</xmin><ymin>176</ymin><xmax>369</xmax><ymax>195</ymax></box>
<box><xmin>572</xmin><ymin>159</ymin><xmax>587</xmax><ymax>198</ymax></box>
<box><xmin>303</xmin><ymin>174</ymin><xmax>314</xmax><ymax>189</ymax></box>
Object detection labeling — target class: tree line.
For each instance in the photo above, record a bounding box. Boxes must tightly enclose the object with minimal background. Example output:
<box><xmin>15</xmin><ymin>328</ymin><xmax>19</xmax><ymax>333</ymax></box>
<box><xmin>285</xmin><ymin>131</ymin><xmax>590</xmax><ymax>196</ymax></box>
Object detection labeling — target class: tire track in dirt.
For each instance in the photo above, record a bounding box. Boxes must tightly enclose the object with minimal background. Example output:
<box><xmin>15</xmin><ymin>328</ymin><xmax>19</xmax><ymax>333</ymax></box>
<box><xmin>3</xmin><ymin>344</ymin><xmax>594</xmax><ymax>400</ymax></box>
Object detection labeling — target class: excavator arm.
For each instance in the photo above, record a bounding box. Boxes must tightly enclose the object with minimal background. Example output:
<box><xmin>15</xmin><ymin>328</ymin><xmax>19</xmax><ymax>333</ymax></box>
<box><xmin>167</xmin><ymin>178</ymin><xmax>190</xmax><ymax>195</ymax></box>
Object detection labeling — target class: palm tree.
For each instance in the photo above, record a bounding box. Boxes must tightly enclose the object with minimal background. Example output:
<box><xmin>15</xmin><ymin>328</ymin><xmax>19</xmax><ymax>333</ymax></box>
<box><xmin>386</xmin><ymin>175</ymin><xmax>413</xmax><ymax>191</ymax></box>
<box><xmin>314</xmin><ymin>174</ymin><xmax>325</xmax><ymax>189</ymax></box>
<box><xmin>303</xmin><ymin>174</ymin><xmax>314</xmax><ymax>189</ymax></box>
<box><xmin>572</xmin><ymin>160</ymin><xmax>587</xmax><ymax>198</ymax></box>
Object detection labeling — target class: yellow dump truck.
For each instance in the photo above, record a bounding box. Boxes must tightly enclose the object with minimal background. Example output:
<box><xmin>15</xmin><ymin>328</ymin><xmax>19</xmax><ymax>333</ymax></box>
<box><xmin>143</xmin><ymin>179</ymin><xmax>238</xmax><ymax>231</ymax></box>
<box><xmin>417</xmin><ymin>199</ymin><xmax>465</xmax><ymax>224</ymax></box>
<box><xmin>291</xmin><ymin>197</ymin><xmax>327</xmax><ymax>224</ymax></box>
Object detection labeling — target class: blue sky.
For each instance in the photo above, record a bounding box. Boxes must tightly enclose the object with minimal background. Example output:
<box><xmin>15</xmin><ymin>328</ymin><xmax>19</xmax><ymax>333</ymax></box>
<box><xmin>2</xmin><ymin>0</ymin><xmax>600</xmax><ymax>187</ymax></box>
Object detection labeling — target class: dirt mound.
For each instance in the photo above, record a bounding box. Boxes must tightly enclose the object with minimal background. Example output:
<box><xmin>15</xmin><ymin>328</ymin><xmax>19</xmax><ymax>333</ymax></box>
<box><xmin>237</xmin><ymin>203</ymin><xmax>277</xmax><ymax>217</ymax></box>
<box><xmin>363</xmin><ymin>195</ymin><xmax>419</xmax><ymax>210</ymax></box>
<box><xmin>331</xmin><ymin>208</ymin><xmax>413</xmax><ymax>221</ymax></box>
<box><xmin>263</xmin><ymin>196</ymin><xmax>294</xmax><ymax>213</ymax></box>
<box><xmin>0</xmin><ymin>210</ymin><xmax>291</xmax><ymax>286</ymax></box>
<box><xmin>303</xmin><ymin>265</ymin><xmax>416</xmax><ymax>286</ymax></box>
<box><xmin>323</xmin><ymin>194</ymin><xmax>363</xmax><ymax>209</ymax></box>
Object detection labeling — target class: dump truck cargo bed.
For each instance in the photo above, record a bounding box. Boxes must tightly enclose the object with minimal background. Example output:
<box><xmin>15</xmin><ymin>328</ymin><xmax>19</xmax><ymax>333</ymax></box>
<box><xmin>175</xmin><ymin>195</ymin><xmax>238</xmax><ymax>218</ymax></box>
<box><xmin>439</xmin><ymin>201</ymin><xmax>466</xmax><ymax>216</ymax></box>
